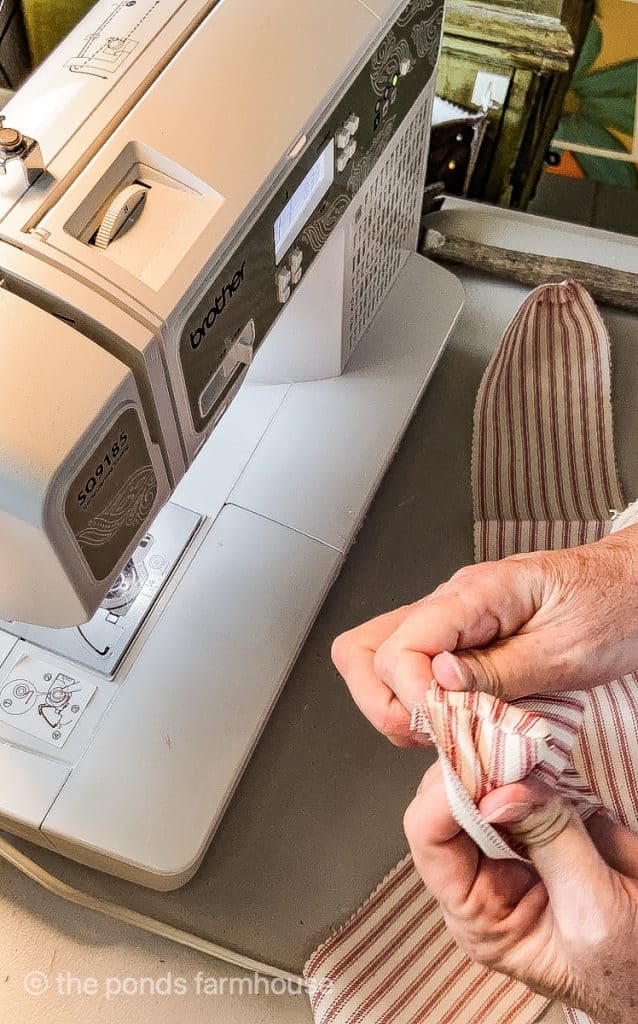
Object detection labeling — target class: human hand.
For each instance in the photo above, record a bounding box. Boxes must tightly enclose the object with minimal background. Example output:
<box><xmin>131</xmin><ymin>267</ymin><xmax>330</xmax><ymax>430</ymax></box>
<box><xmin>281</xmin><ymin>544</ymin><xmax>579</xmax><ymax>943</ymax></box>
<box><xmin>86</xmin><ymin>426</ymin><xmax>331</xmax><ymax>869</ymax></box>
<box><xmin>329</xmin><ymin>604</ymin><xmax>422</xmax><ymax>746</ymax></box>
<box><xmin>404</xmin><ymin>764</ymin><xmax>638</xmax><ymax>1024</ymax></box>
<box><xmin>332</xmin><ymin>527</ymin><xmax>638</xmax><ymax>743</ymax></box>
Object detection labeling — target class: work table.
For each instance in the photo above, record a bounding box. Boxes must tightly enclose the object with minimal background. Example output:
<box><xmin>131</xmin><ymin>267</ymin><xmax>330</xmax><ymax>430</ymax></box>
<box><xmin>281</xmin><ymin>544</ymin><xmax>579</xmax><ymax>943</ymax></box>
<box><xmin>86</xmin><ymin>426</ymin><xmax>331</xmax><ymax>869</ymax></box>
<box><xmin>2</xmin><ymin>202</ymin><xmax>636</xmax><ymax>1024</ymax></box>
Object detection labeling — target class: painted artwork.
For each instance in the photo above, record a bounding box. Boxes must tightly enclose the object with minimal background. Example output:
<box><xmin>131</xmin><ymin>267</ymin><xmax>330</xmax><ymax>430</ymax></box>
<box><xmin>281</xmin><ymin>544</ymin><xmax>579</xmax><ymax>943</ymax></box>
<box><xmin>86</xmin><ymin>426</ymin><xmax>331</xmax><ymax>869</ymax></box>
<box><xmin>548</xmin><ymin>0</ymin><xmax>638</xmax><ymax>188</ymax></box>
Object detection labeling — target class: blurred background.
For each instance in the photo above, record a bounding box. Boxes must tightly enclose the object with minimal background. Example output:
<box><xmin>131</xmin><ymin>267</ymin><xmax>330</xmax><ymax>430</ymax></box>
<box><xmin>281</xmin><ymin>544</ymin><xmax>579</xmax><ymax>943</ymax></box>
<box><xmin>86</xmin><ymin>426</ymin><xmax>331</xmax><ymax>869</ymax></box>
<box><xmin>0</xmin><ymin>0</ymin><xmax>636</xmax><ymax>231</ymax></box>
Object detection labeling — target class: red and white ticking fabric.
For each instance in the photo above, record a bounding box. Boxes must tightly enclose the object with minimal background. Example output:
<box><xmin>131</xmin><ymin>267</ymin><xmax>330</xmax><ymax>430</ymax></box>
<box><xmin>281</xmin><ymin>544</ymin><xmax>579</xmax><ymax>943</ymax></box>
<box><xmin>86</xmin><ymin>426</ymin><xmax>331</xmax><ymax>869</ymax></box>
<box><xmin>473</xmin><ymin>280</ymin><xmax>623</xmax><ymax>557</ymax></box>
<box><xmin>305</xmin><ymin>853</ymin><xmax>549</xmax><ymax>1024</ymax></box>
<box><xmin>305</xmin><ymin>281</ymin><xmax>638</xmax><ymax>1024</ymax></box>
<box><xmin>410</xmin><ymin>686</ymin><xmax>598</xmax><ymax>863</ymax></box>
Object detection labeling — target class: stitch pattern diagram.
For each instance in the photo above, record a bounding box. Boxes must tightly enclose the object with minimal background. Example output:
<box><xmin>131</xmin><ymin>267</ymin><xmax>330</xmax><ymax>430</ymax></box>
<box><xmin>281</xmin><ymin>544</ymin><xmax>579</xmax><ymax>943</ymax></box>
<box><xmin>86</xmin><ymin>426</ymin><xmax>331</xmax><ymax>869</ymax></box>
<box><xmin>0</xmin><ymin>659</ymin><xmax>96</xmax><ymax>747</ymax></box>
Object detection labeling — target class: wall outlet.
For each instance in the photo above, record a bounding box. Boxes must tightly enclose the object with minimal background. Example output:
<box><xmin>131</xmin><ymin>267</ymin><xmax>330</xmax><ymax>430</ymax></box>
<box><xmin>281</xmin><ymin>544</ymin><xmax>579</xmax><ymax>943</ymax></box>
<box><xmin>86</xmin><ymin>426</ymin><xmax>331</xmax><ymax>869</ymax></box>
<box><xmin>471</xmin><ymin>71</ymin><xmax>511</xmax><ymax>110</ymax></box>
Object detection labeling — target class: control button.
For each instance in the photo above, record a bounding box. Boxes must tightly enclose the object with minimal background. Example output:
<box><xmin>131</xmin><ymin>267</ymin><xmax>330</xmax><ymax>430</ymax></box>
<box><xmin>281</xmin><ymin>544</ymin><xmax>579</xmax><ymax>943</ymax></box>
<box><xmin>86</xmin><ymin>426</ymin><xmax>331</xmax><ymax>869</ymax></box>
<box><xmin>382</xmin><ymin>101</ymin><xmax>390</xmax><ymax>117</ymax></box>
<box><xmin>344</xmin><ymin>114</ymin><xmax>360</xmax><ymax>135</ymax></box>
<box><xmin>233</xmin><ymin>338</ymin><xmax>254</xmax><ymax>366</ymax></box>
<box><xmin>399</xmin><ymin>57</ymin><xmax>412</xmax><ymax>76</ymax></box>
<box><xmin>277</xmin><ymin>267</ymin><xmax>291</xmax><ymax>287</ymax></box>
<box><xmin>291</xmin><ymin>266</ymin><xmax>302</xmax><ymax>286</ymax></box>
<box><xmin>336</xmin><ymin>151</ymin><xmax>350</xmax><ymax>174</ymax></box>
<box><xmin>335</xmin><ymin>127</ymin><xmax>350</xmax><ymax>150</ymax></box>
<box><xmin>289</xmin><ymin>247</ymin><xmax>303</xmax><ymax>273</ymax></box>
<box><xmin>375</xmin><ymin>99</ymin><xmax>382</xmax><ymax>112</ymax></box>
<box><xmin>373</xmin><ymin>113</ymin><xmax>381</xmax><ymax>131</ymax></box>
<box><xmin>276</xmin><ymin>267</ymin><xmax>292</xmax><ymax>303</ymax></box>
<box><xmin>344</xmin><ymin>140</ymin><xmax>357</xmax><ymax>162</ymax></box>
<box><xmin>148</xmin><ymin>554</ymin><xmax>168</xmax><ymax>571</ymax></box>
<box><xmin>391</xmin><ymin>88</ymin><xmax>398</xmax><ymax>105</ymax></box>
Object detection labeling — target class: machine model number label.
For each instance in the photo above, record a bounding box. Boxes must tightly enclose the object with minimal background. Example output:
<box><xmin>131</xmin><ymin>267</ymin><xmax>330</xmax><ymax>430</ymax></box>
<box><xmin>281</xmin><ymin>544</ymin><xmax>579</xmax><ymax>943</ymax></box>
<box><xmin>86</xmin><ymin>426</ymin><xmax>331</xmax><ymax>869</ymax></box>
<box><xmin>65</xmin><ymin>408</ymin><xmax>158</xmax><ymax>582</ymax></box>
<box><xmin>77</xmin><ymin>431</ymin><xmax>130</xmax><ymax>507</ymax></box>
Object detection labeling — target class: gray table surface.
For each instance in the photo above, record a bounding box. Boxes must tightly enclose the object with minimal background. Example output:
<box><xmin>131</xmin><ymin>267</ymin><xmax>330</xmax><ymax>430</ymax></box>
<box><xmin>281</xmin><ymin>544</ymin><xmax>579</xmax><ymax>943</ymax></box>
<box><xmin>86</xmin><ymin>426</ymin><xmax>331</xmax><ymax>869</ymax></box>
<box><xmin>3</xmin><ymin>252</ymin><xmax>636</xmax><ymax>1023</ymax></box>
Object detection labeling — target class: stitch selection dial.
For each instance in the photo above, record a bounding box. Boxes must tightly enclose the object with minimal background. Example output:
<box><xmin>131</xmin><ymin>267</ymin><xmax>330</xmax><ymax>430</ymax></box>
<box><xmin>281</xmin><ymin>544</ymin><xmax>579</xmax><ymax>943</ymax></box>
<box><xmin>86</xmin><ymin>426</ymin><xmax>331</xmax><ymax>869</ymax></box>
<box><xmin>94</xmin><ymin>183</ymin><xmax>148</xmax><ymax>249</ymax></box>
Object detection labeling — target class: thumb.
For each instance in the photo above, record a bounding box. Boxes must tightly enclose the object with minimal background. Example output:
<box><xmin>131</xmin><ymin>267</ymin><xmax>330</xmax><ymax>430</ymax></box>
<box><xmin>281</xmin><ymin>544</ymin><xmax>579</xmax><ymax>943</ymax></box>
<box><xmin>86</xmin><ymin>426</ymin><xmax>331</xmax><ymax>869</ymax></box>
<box><xmin>374</xmin><ymin>557</ymin><xmax>544</xmax><ymax>705</ymax></box>
<box><xmin>480</xmin><ymin>780</ymin><xmax>614</xmax><ymax>923</ymax></box>
<box><xmin>433</xmin><ymin>634</ymin><xmax>550</xmax><ymax>700</ymax></box>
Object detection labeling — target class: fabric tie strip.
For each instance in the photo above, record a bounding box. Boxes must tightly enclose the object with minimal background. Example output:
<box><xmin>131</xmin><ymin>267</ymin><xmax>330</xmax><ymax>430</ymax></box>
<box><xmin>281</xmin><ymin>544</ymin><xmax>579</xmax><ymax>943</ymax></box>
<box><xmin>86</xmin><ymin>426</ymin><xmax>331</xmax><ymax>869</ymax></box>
<box><xmin>410</xmin><ymin>686</ymin><xmax>598</xmax><ymax>863</ymax></box>
<box><xmin>306</xmin><ymin>281</ymin><xmax>638</xmax><ymax>1024</ymax></box>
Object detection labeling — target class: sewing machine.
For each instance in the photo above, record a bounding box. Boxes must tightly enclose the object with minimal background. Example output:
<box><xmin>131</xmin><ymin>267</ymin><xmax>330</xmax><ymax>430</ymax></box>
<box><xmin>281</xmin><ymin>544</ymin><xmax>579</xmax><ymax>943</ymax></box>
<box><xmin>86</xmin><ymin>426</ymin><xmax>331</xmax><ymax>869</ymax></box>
<box><xmin>0</xmin><ymin>0</ymin><xmax>463</xmax><ymax>887</ymax></box>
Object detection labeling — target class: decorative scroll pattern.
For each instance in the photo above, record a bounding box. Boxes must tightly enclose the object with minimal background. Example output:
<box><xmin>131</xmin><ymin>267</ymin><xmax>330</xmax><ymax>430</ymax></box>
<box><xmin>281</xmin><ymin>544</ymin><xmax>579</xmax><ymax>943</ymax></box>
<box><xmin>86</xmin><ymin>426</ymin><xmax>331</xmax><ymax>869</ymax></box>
<box><xmin>77</xmin><ymin>466</ymin><xmax>157</xmax><ymax>547</ymax></box>
<box><xmin>412</xmin><ymin>11</ymin><xmax>443</xmax><ymax>62</ymax></box>
<box><xmin>301</xmin><ymin>194</ymin><xmax>350</xmax><ymax>253</ymax></box>
<box><xmin>398</xmin><ymin>0</ymin><xmax>436</xmax><ymax>26</ymax></box>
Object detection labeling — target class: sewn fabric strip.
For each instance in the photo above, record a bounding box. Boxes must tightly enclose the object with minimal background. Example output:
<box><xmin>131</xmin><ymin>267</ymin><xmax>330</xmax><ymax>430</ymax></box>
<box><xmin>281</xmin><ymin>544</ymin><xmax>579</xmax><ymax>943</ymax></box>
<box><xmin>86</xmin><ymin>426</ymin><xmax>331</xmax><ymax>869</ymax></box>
<box><xmin>306</xmin><ymin>281</ymin><xmax>635</xmax><ymax>1024</ymax></box>
<box><xmin>410</xmin><ymin>687</ymin><xmax>596</xmax><ymax>861</ymax></box>
<box><xmin>472</xmin><ymin>280</ymin><xmax>624</xmax><ymax>562</ymax></box>
<box><xmin>472</xmin><ymin>282</ymin><xmax>638</xmax><ymax>1024</ymax></box>
<box><xmin>563</xmin><ymin>1011</ymin><xmax>596</xmax><ymax>1024</ymax></box>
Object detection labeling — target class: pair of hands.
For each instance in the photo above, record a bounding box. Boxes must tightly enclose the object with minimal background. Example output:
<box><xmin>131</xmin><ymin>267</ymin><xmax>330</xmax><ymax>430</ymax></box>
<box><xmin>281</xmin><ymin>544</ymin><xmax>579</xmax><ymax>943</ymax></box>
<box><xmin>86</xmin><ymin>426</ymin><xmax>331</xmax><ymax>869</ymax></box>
<box><xmin>332</xmin><ymin>528</ymin><xmax>638</xmax><ymax>1023</ymax></box>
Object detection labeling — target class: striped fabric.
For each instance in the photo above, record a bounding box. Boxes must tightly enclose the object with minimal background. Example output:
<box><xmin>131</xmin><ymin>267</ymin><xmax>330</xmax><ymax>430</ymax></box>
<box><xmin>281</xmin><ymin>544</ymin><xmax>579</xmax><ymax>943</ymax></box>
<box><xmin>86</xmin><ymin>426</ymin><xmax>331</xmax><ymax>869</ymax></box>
<box><xmin>410</xmin><ymin>687</ymin><xmax>598</xmax><ymax>862</ymax></box>
<box><xmin>473</xmin><ymin>280</ymin><xmax>623</xmax><ymax>561</ymax></box>
<box><xmin>306</xmin><ymin>280</ymin><xmax>637</xmax><ymax>1024</ymax></box>
<box><xmin>305</xmin><ymin>855</ymin><xmax>549</xmax><ymax>1024</ymax></box>
<box><xmin>564</xmin><ymin>1011</ymin><xmax>595</xmax><ymax>1024</ymax></box>
<box><xmin>412</xmin><ymin>686</ymin><xmax>587</xmax><ymax>801</ymax></box>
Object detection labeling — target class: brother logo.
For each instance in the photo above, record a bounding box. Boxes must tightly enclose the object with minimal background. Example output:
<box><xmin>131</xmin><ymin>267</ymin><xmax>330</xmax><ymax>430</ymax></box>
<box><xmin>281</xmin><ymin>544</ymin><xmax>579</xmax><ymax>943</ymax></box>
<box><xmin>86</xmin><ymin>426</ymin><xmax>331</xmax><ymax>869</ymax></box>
<box><xmin>190</xmin><ymin>260</ymin><xmax>247</xmax><ymax>350</ymax></box>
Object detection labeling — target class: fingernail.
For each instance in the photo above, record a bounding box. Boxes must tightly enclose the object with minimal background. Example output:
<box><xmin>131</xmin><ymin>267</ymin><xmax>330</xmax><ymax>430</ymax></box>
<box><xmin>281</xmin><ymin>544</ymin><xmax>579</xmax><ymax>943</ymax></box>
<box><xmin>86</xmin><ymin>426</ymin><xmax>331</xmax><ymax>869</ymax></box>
<box><xmin>485</xmin><ymin>802</ymin><xmax>534</xmax><ymax>824</ymax></box>
<box><xmin>410</xmin><ymin>734</ymin><xmax>433</xmax><ymax>749</ymax></box>
<box><xmin>438</xmin><ymin>652</ymin><xmax>467</xmax><ymax>688</ymax></box>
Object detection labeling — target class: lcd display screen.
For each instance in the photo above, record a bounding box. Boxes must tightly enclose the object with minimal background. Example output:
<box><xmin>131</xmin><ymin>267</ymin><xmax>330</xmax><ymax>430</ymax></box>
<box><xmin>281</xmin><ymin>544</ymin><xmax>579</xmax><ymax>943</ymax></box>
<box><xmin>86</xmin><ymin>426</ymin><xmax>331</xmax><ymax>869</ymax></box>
<box><xmin>274</xmin><ymin>141</ymin><xmax>335</xmax><ymax>264</ymax></box>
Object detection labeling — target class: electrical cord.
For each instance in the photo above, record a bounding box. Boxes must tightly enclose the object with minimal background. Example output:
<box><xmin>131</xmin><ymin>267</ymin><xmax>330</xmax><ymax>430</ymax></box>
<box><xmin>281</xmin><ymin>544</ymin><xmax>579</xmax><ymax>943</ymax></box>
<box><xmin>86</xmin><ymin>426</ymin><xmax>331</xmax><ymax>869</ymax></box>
<box><xmin>0</xmin><ymin>833</ymin><xmax>308</xmax><ymax>989</ymax></box>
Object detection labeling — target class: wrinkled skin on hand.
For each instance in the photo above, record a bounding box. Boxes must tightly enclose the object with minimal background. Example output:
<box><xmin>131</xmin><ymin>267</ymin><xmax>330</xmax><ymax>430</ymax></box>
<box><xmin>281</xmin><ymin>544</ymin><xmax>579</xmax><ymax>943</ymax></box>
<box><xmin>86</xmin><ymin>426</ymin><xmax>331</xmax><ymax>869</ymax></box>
<box><xmin>332</xmin><ymin>525</ymin><xmax>638</xmax><ymax>1017</ymax></box>
<box><xmin>404</xmin><ymin>767</ymin><xmax>638</xmax><ymax>1024</ymax></box>
<box><xmin>332</xmin><ymin>526</ymin><xmax>638</xmax><ymax>746</ymax></box>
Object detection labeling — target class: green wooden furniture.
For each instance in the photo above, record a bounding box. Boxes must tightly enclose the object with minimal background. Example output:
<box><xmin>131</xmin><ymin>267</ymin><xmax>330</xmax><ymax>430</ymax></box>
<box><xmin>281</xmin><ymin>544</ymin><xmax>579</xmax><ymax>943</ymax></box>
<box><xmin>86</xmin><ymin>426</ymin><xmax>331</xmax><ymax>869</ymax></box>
<box><xmin>0</xmin><ymin>0</ymin><xmax>30</xmax><ymax>88</ymax></box>
<box><xmin>21</xmin><ymin>0</ymin><xmax>94</xmax><ymax>66</ymax></box>
<box><xmin>437</xmin><ymin>0</ymin><xmax>593</xmax><ymax>208</ymax></box>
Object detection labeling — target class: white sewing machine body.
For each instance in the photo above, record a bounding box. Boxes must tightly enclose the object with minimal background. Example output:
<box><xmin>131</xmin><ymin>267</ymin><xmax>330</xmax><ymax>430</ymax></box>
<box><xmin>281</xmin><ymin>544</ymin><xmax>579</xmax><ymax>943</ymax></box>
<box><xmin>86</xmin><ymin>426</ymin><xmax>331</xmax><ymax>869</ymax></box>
<box><xmin>0</xmin><ymin>0</ymin><xmax>465</xmax><ymax>886</ymax></box>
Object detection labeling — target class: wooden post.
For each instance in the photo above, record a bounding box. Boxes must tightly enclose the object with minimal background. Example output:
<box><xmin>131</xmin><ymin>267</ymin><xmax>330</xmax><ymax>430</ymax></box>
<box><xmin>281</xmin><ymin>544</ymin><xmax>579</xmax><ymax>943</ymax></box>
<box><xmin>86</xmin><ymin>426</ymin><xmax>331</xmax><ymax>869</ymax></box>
<box><xmin>422</xmin><ymin>229</ymin><xmax>638</xmax><ymax>315</ymax></box>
